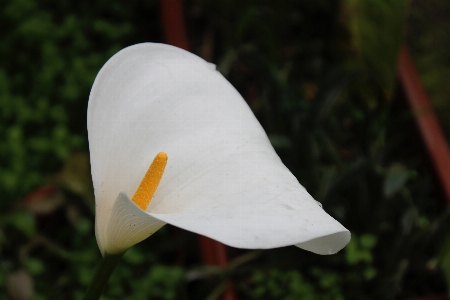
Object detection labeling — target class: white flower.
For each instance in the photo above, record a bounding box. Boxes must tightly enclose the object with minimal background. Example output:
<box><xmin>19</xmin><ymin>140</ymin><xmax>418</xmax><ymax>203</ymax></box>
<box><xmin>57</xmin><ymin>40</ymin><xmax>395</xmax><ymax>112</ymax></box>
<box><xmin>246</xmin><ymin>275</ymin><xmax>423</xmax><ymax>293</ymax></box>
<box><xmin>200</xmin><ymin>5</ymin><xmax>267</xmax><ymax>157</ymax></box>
<box><xmin>87</xmin><ymin>43</ymin><xmax>350</xmax><ymax>256</ymax></box>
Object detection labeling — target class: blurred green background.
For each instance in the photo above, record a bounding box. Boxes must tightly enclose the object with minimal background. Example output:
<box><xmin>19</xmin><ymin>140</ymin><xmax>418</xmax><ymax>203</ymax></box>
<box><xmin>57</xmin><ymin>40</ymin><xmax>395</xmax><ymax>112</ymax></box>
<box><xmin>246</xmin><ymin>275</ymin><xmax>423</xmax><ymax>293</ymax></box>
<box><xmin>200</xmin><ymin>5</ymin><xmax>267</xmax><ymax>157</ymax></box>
<box><xmin>1</xmin><ymin>0</ymin><xmax>450</xmax><ymax>299</ymax></box>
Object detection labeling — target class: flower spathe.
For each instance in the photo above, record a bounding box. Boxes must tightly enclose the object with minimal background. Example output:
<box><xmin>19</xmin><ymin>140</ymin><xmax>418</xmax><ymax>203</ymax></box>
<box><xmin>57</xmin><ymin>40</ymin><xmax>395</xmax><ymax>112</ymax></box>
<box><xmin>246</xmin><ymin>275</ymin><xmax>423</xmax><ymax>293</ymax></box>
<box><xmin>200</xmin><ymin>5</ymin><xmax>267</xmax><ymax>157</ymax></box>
<box><xmin>88</xmin><ymin>43</ymin><xmax>350</xmax><ymax>256</ymax></box>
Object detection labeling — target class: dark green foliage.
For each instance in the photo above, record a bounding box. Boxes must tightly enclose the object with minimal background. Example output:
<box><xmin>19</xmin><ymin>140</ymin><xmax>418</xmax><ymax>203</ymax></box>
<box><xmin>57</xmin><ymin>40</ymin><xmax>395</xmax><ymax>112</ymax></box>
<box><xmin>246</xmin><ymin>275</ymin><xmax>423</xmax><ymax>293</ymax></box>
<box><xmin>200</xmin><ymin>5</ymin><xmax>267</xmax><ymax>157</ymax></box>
<box><xmin>408</xmin><ymin>0</ymin><xmax>450</xmax><ymax>136</ymax></box>
<box><xmin>0</xmin><ymin>0</ymin><xmax>161</xmax><ymax>205</ymax></box>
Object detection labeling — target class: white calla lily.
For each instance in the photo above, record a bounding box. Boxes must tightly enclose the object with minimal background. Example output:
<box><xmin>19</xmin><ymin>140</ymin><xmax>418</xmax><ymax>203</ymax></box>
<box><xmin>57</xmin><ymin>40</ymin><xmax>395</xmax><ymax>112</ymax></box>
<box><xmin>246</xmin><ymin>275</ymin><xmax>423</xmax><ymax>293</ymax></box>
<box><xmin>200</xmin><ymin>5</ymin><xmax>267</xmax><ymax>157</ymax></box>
<box><xmin>87</xmin><ymin>43</ymin><xmax>350</xmax><ymax>256</ymax></box>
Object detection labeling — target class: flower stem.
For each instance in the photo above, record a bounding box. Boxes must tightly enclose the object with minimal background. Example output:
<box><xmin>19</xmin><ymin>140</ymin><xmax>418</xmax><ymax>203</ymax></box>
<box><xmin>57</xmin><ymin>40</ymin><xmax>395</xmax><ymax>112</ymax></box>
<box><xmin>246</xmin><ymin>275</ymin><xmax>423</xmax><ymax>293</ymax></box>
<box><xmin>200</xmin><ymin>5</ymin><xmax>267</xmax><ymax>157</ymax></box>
<box><xmin>83</xmin><ymin>252</ymin><xmax>124</xmax><ymax>300</ymax></box>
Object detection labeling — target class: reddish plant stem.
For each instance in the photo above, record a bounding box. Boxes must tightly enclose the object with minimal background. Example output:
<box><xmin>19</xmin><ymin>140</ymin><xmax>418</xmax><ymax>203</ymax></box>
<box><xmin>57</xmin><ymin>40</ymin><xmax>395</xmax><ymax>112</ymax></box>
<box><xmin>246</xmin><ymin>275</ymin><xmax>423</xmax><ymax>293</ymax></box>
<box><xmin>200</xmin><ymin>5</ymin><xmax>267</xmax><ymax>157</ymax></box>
<box><xmin>398</xmin><ymin>45</ymin><xmax>450</xmax><ymax>203</ymax></box>
<box><xmin>159</xmin><ymin>0</ymin><xmax>189</xmax><ymax>50</ymax></box>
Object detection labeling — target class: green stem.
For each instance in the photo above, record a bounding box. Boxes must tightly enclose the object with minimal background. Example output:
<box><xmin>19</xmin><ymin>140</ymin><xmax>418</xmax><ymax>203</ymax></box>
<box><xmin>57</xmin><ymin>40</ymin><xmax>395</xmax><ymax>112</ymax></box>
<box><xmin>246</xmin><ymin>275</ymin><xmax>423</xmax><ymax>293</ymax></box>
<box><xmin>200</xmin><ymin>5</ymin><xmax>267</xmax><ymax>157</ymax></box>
<box><xmin>83</xmin><ymin>252</ymin><xmax>124</xmax><ymax>300</ymax></box>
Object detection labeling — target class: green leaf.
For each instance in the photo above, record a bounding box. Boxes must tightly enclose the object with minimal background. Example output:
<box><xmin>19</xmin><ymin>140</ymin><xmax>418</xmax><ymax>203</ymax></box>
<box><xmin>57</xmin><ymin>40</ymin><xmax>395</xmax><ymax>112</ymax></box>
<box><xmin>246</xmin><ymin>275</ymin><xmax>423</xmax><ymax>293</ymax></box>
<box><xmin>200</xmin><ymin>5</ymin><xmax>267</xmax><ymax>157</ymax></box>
<box><xmin>26</xmin><ymin>258</ymin><xmax>45</xmax><ymax>275</ymax></box>
<box><xmin>383</xmin><ymin>163</ymin><xmax>416</xmax><ymax>198</ymax></box>
<box><xmin>4</xmin><ymin>211</ymin><xmax>36</xmax><ymax>237</ymax></box>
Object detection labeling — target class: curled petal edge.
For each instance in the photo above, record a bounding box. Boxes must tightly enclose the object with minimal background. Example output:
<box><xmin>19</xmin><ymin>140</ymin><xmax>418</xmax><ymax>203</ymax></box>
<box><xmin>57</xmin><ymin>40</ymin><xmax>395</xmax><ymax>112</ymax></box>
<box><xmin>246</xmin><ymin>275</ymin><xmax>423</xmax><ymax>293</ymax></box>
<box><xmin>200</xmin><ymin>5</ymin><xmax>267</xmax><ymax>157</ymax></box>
<box><xmin>104</xmin><ymin>192</ymin><xmax>165</xmax><ymax>255</ymax></box>
<box><xmin>102</xmin><ymin>192</ymin><xmax>350</xmax><ymax>255</ymax></box>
